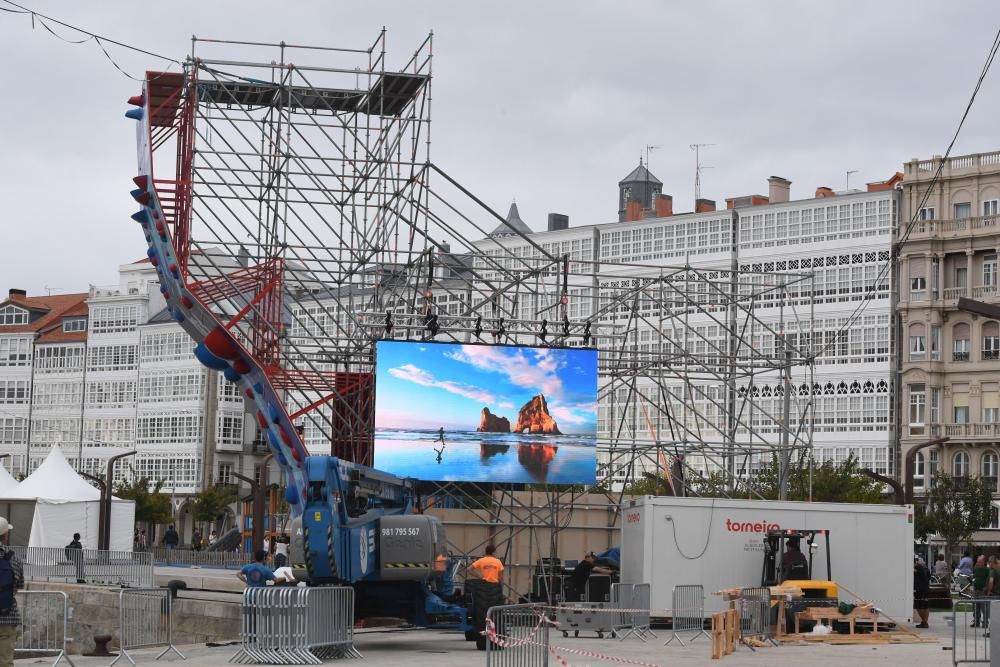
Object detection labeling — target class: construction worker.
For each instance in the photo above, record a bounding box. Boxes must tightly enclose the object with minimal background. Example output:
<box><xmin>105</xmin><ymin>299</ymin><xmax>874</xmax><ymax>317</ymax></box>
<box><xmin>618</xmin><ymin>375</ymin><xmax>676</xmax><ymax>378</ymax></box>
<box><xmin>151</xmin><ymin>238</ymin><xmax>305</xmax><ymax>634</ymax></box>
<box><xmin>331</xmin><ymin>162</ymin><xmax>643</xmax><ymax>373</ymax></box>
<box><xmin>469</xmin><ymin>544</ymin><xmax>504</xmax><ymax>584</ymax></box>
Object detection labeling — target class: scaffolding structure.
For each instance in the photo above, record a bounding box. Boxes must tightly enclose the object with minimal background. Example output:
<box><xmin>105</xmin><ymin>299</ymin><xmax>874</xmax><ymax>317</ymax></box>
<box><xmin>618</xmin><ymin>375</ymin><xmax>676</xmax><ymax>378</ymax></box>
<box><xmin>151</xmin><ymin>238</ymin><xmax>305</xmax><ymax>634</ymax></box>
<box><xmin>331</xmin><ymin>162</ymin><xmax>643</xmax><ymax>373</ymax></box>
<box><xmin>139</xmin><ymin>31</ymin><xmax>817</xmax><ymax>595</ymax></box>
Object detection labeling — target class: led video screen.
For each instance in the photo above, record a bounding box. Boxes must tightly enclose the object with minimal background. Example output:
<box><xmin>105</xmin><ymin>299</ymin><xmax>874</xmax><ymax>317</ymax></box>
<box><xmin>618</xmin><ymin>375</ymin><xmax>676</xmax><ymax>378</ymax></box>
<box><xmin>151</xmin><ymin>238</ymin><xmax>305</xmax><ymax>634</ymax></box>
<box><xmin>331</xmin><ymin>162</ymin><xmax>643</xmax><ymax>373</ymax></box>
<box><xmin>374</xmin><ymin>340</ymin><xmax>598</xmax><ymax>485</ymax></box>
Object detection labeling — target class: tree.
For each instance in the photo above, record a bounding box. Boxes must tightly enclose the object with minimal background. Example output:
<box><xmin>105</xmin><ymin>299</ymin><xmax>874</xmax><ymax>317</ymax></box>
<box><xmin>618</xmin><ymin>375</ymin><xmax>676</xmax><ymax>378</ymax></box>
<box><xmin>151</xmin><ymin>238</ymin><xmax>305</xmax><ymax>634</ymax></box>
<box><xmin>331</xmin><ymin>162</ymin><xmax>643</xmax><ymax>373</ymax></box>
<box><xmin>918</xmin><ymin>473</ymin><xmax>994</xmax><ymax>563</ymax></box>
<box><xmin>191</xmin><ymin>485</ymin><xmax>239</xmax><ymax>529</ymax></box>
<box><xmin>115</xmin><ymin>477</ymin><xmax>173</xmax><ymax>526</ymax></box>
<box><xmin>627</xmin><ymin>454</ymin><xmax>886</xmax><ymax>504</ymax></box>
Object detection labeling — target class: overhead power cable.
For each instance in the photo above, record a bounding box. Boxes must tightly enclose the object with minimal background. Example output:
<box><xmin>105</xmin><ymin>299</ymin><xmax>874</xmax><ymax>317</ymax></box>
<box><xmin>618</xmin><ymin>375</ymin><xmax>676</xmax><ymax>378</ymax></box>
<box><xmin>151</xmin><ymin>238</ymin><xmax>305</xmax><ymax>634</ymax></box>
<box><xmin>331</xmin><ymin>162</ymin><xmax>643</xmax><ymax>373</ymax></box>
<box><xmin>810</xmin><ymin>25</ymin><xmax>1000</xmax><ymax>360</ymax></box>
<box><xmin>0</xmin><ymin>0</ymin><xmax>180</xmax><ymax>80</ymax></box>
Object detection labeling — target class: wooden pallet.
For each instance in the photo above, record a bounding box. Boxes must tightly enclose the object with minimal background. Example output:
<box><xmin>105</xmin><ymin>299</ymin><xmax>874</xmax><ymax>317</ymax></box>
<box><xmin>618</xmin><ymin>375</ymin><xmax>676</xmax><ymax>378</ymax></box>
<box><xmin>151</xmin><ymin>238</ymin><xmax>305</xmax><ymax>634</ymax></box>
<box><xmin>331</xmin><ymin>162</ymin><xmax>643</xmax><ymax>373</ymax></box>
<box><xmin>710</xmin><ymin>608</ymin><xmax>739</xmax><ymax>659</ymax></box>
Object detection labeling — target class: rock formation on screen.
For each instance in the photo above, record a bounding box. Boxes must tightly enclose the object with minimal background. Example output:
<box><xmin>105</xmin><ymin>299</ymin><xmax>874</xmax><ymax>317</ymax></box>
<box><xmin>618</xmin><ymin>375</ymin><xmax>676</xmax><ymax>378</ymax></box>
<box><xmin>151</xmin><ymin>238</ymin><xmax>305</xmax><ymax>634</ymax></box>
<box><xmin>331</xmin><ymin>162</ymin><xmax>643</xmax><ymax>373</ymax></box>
<box><xmin>477</xmin><ymin>407</ymin><xmax>511</xmax><ymax>433</ymax></box>
<box><xmin>514</xmin><ymin>394</ymin><xmax>561</xmax><ymax>435</ymax></box>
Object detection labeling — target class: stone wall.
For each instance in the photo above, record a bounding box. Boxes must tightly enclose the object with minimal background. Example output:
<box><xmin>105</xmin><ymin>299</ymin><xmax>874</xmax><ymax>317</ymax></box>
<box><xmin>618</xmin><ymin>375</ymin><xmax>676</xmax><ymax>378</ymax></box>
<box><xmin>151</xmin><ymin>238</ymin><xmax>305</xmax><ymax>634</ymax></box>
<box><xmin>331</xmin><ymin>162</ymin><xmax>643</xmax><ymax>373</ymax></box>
<box><xmin>24</xmin><ymin>582</ymin><xmax>240</xmax><ymax>654</ymax></box>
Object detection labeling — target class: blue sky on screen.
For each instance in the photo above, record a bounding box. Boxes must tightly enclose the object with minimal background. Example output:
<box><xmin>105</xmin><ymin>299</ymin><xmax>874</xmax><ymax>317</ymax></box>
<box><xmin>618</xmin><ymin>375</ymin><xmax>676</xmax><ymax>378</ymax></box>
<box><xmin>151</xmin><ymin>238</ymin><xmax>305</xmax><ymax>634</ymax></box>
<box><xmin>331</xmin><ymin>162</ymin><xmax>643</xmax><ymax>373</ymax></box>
<box><xmin>375</xmin><ymin>341</ymin><xmax>598</xmax><ymax>433</ymax></box>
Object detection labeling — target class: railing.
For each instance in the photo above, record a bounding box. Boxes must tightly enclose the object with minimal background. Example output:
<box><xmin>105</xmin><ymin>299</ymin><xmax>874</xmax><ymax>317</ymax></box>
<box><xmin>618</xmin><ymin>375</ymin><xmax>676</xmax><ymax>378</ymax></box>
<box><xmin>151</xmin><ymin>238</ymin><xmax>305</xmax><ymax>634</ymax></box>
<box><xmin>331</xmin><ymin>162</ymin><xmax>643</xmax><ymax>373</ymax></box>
<box><xmin>150</xmin><ymin>547</ymin><xmax>253</xmax><ymax>570</ymax></box>
<box><xmin>611</xmin><ymin>582</ymin><xmax>654</xmax><ymax>642</ymax></box>
<box><xmin>985</xmin><ymin>350</ymin><xmax>1000</xmax><ymax>360</ymax></box>
<box><xmin>10</xmin><ymin>546</ymin><xmax>152</xmax><ymax>587</ymax></box>
<box><xmin>111</xmin><ymin>588</ymin><xmax>185</xmax><ymax>666</ymax></box>
<box><xmin>952</xmin><ymin>598</ymin><xmax>991</xmax><ymax>665</ymax></box>
<box><xmin>953</xmin><ymin>351</ymin><xmax>970</xmax><ymax>362</ymax></box>
<box><xmin>15</xmin><ymin>590</ymin><xmax>72</xmax><ymax>667</ymax></box>
<box><xmin>908</xmin><ymin>215</ymin><xmax>1000</xmax><ymax>239</ymax></box>
<box><xmin>909</xmin><ymin>151</ymin><xmax>1000</xmax><ymax>176</ymax></box>
<box><xmin>944</xmin><ymin>287</ymin><xmax>967</xmax><ymax>300</ymax></box>
<box><xmin>943</xmin><ymin>423</ymin><xmax>1000</xmax><ymax>438</ymax></box>
<box><xmin>972</xmin><ymin>285</ymin><xmax>998</xmax><ymax>298</ymax></box>
<box><xmin>231</xmin><ymin>586</ymin><xmax>358</xmax><ymax>664</ymax></box>
<box><xmin>485</xmin><ymin>603</ymin><xmax>550</xmax><ymax>667</ymax></box>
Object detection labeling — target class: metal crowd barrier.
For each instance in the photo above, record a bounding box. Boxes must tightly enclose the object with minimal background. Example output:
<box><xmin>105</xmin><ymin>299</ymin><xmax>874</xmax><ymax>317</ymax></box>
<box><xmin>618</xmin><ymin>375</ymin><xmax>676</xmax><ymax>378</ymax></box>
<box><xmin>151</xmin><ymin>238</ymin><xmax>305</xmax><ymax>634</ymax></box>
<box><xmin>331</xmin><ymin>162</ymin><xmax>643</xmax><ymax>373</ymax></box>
<box><xmin>485</xmin><ymin>603</ymin><xmax>550</xmax><ymax>667</ymax></box>
<box><xmin>150</xmin><ymin>548</ymin><xmax>253</xmax><ymax>570</ymax></box>
<box><xmin>10</xmin><ymin>546</ymin><xmax>153</xmax><ymax>587</ymax></box>
<box><xmin>231</xmin><ymin>586</ymin><xmax>358</xmax><ymax>664</ymax></box>
<box><xmin>952</xmin><ymin>598</ymin><xmax>992</xmax><ymax>665</ymax></box>
<box><xmin>15</xmin><ymin>590</ymin><xmax>73</xmax><ymax>667</ymax></box>
<box><xmin>736</xmin><ymin>587</ymin><xmax>773</xmax><ymax>649</ymax></box>
<box><xmin>110</xmin><ymin>588</ymin><xmax>185</xmax><ymax>666</ymax></box>
<box><xmin>610</xmin><ymin>583</ymin><xmax>655</xmax><ymax>641</ymax></box>
<box><xmin>664</xmin><ymin>584</ymin><xmax>708</xmax><ymax>646</ymax></box>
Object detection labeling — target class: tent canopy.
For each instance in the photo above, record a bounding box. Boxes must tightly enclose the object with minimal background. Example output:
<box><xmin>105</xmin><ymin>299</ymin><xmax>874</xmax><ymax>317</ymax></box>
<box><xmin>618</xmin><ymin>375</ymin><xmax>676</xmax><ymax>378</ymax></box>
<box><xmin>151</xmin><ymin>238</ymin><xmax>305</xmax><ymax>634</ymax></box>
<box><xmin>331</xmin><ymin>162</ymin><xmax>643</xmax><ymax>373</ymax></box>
<box><xmin>11</xmin><ymin>446</ymin><xmax>100</xmax><ymax>501</ymax></box>
<box><xmin>0</xmin><ymin>464</ymin><xmax>18</xmax><ymax>496</ymax></box>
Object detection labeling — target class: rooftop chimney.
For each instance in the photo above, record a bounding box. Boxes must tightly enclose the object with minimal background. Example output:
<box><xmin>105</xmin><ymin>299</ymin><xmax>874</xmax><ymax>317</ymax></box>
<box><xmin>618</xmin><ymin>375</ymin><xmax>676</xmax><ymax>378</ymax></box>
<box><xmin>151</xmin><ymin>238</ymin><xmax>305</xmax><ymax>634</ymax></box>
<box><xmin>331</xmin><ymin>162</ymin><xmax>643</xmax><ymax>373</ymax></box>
<box><xmin>767</xmin><ymin>176</ymin><xmax>791</xmax><ymax>204</ymax></box>
<box><xmin>654</xmin><ymin>194</ymin><xmax>673</xmax><ymax>218</ymax></box>
<box><xmin>547</xmin><ymin>213</ymin><xmax>569</xmax><ymax>232</ymax></box>
<box><xmin>437</xmin><ymin>241</ymin><xmax>452</xmax><ymax>254</ymax></box>
<box><xmin>8</xmin><ymin>289</ymin><xmax>26</xmax><ymax>300</ymax></box>
<box><xmin>815</xmin><ymin>186</ymin><xmax>835</xmax><ymax>198</ymax></box>
<box><xmin>695</xmin><ymin>198</ymin><xmax>716</xmax><ymax>213</ymax></box>
<box><xmin>625</xmin><ymin>200</ymin><xmax>643</xmax><ymax>222</ymax></box>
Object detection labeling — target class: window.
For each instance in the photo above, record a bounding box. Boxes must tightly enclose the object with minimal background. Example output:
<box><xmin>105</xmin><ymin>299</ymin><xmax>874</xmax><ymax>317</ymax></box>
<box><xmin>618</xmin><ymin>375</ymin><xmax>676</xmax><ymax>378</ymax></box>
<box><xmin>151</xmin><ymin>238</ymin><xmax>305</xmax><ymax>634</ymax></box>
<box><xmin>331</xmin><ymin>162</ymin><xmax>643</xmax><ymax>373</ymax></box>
<box><xmin>919</xmin><ymin>207</ymin><xmax>936</xmax><ymax>220</ymax></box>
<box><xmin>909</xmin><ymin>323</ymin><xmax>926</xmax><ymax>361</ymax></box>
<box><xmin>62</xmin><ymin>318</ymin><xmax>87</xmax><ymax>333</ymax></box>
<box><xmin>84</xmin><ymin>417</ymin><xmax>135</xmax><ymax>445</ymax></box>
<box><xmin>910</xmin><ymin>276</ymin><xmax>926</xmax><ymax>293</ymax></box>
<box><xmin>30</xmin><ymin>418</ymin><xmax>80</xmax><ymax>446</ymax></box>
<box><xmin>89</xmin><ymin>305</ymin><xmax>139</xmax><ymax>334</ymax></box>
<box><xmin>217</xmin><ymin>463</ymin><xmax>234</xmax><ymax>486</ymax></box>
<box><xmin>931</xmin><ymin>326</ymin><xmax>941</xmax><ymax>361</ymax></box>
<box><xmin>985</xmin><ymin>383</ymin><xmax>1000</xmax><ymax>422</ymax></box>
<box><xmin>909</xmin><ymin>384</ymin><xmax>926</xmax><ymax>435</ymax></box>
<box><xmin>954</xmin><ymin>384</ymin><xmax>970</xmax><ymax>423</ymax></box>
<box><xmin>985</xmin><ymin>199</ymin><xmax>1000</xmax><ymax>217</ymax></box>
<box><xmin>954</xmin><ymin>451</ymin><xmax>970</xmax><ymax>478</ymax></box>
<box><xmin>137</xmin><ymin>371</ymin><xmax>205</xmax><ymax>403</ymax></box>
<box><xmin>929</xmin><ymin>448</ymin><xmax>939</xmax><ymax>478</ymax></box>
<box><xmin>33</xmin><ymin>381</ymin><xmax>82</xmax><ymax>408</ymax></box>
<box><xmin>956</xmin><ymin>267</ymin><xmax>969</xmax><ymax>289</ymax></box>
<box><xmin>983</xmin><ymin>452</ymin><xmax>999</xmax><ymax>487</ymax></box>
<box><xmin>985</xmin><ymin>322</ymin><xmax>1000</xmax><ymax>360</ymax></box>
<box><xmin>0</xmin><ymin>417</ymin><xmax>27</xmax><ymax>444</ymax></box>
<box><xmin>931</xmin><ymin>387</ymin><xmax>941</xmax><ymax>424</ymax></box>
<box><xmin>140</xmin><ymin>331</ymin><xmax>193</xmax><ymax>364</ymax></box>
<box><xmin>131</xmin><ymin>454</ymin><xmax>200</xmax><ymax>491</ymax></box>
<box><xmin>985</xmin><ymin>255</ymin><xmax>998</xmax><ymax>287</ymax></box>
<box><xmin>0</xmin><ymin>337</ymin><xmax>31</xmax><ymax>366</ymax></box>
<box><xmin>217</xmin><ymin>414</ymin><xmax>244</xmax><ymax>449</ymax></box>
<box><xmin>0</xmin><ymin>380</ymin><xmax>29</xmax><ymax>404</ymax></box>
<box><xmin>87</xmin><ymin>344</ymin><xmax>138</xmax><ymax>372</ymax></box>
<box><xmin>914</xmin><ymin>451</ymin><xmax>925</xmax><ymax>488</ymax></box>
<box><xmin>34</xmin><ymin>345</ymin><xmax>83</xmax><ymax>373</ymax></box>
<box><xmin>953</xmin><ymin>322</ymin><xmax>971</xmax><ymax>361</ymax></box>
<box><xmin>136</xmin><ymin>413</ymin><xmax>203</xmax><ymax>445</ymax></box>
<box><xmin>954</xmin><ymin>202</ymin><xmax>972</xmax><ymax>219</ymax></box>
<box><xmin>85</xmin><ymin>380</ymin><xmax>136</xmax><ymax>409</ymax></box>
<box><xmin>0</xmin><ymin>306</ymin><xmax>28</xmax><ymax>326</ymax></box>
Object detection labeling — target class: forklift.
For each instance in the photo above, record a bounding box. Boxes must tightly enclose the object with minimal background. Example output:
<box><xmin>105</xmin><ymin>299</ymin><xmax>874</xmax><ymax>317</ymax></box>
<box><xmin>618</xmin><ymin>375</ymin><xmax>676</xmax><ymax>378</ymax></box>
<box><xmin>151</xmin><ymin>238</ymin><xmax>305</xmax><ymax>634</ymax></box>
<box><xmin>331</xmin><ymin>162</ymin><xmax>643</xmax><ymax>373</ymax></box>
<box><xmin>761</xmin><ymin>529</ymin><xmax>839</xmax><ymax>631</ymax></box>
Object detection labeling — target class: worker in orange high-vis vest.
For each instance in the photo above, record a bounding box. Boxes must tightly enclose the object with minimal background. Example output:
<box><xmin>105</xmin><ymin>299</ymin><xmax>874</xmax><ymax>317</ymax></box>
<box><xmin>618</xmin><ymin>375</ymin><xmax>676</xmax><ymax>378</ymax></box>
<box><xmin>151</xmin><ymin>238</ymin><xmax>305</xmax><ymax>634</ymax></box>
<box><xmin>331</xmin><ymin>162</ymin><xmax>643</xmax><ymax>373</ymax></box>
<box><xmin>469</xmin><ymin>544</ymin><xmax>504</xmax><ymax>584</ymax></box>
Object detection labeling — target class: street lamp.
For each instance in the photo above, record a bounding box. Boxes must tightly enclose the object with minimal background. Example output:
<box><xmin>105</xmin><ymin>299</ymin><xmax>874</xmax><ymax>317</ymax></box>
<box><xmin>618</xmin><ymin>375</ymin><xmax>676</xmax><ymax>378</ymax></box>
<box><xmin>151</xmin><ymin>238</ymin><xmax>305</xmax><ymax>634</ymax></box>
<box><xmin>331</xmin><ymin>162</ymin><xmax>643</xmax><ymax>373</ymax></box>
<box><xmin>233</xmin><ymin>454</ymin><xmax>274</xmax><ymax>555</ymax></box>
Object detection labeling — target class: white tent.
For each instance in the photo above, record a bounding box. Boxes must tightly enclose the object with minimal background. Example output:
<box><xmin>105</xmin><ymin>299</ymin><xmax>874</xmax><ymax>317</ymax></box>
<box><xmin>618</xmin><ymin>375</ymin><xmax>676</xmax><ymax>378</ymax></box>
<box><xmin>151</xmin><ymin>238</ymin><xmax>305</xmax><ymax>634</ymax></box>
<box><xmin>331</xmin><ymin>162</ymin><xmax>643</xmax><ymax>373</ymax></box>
<box><xmin>0</xmin><ymin>447</ymin><xmax>135</xmax><ymax>551</ymax></box>
<box><xmin>0</xmin><ymin>464</ymin><xmax>18</xmax><ymax>496</ymax></box>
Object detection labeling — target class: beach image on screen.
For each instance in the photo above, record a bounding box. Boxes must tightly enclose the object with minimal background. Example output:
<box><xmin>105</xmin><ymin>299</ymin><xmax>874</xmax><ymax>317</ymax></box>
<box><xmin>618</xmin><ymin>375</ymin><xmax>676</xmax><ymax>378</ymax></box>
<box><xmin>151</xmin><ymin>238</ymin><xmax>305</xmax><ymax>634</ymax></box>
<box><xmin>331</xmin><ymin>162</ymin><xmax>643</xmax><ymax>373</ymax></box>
<box><xmin>374</xmin><ymin>340</ymin><xmax>598</xmax><ymax>484</ymax></box>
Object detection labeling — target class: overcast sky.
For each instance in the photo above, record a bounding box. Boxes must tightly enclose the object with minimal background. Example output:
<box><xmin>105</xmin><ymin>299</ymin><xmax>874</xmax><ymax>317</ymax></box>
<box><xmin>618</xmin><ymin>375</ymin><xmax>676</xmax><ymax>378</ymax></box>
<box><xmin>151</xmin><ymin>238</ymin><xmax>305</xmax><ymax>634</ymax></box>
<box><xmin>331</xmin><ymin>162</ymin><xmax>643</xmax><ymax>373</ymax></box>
<box><xmin>0</xmin><ymin>1</ymin><xmax>997</xmax><ymax>295</ymax></box>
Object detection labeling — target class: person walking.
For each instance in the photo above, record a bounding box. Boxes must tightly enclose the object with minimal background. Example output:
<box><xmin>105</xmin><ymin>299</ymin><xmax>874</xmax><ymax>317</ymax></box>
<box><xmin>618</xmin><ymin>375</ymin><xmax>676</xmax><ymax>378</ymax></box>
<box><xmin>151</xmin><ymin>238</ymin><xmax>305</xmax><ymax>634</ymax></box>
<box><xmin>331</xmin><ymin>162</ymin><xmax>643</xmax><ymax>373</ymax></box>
<box><xmin>934</xmin><ymin>553</ymin><xmax>951</xmax><ymax>586</ymax></box>
<box><xmin>137</xmin><ymin>529</ymin><xmax>147</xmax><ymax>551</ymax></box>
<box><xmin>914</xmin><ymin>557</ymin><xmax>931</xmax><ymax>628</ymax></box>
<box><xmin>238</xmin><ymin>550</ymin><xmax>276</xmax><ymax>588</ymax></box>
<box><xmin>959</xmin><ymin>551</ymin><xmax>975</xmax><ymax>577</ymax></box>
<box><xmin>208</xmin><ymin>529</ymin><xmax>218</xmax><ymax>546</ymax></box>
<box><xmin>66</xmin><ymin>532</ymin><xmax>85</xmax><ymax>584</ymax></box>
<box><xmin>0</xmin><ymin>517</ymin><xmax>24</xmax><ymax>667</ymax></box>
<box><xmin>972</xmin><ymin>555</ymin><xmax>990</xmax><ymax>627</ymax></box>
<box><xmin>162</xmin><ymin>525</ymin><xmax>179</xmax><ymax>550</ymax></box>
<box><xmin>191</xmin><ymin>529</ymin><xmax>203</xmax><ymax>552</ymax></box>
<box><xmin>273</xmin><ymin>535</ymin><xmax>289</xmax><ymax>569</ymax></box>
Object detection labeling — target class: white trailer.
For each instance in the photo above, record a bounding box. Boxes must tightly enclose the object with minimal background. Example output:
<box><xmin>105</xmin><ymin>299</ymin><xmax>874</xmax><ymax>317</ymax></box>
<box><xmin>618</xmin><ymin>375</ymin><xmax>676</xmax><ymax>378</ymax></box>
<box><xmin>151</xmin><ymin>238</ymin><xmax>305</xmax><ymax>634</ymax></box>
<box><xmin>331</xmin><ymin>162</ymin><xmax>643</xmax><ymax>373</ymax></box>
<box><xmin>620</xmin><ymin>496</ymin><xmax>914</xmax><ymax>621</ymax></box>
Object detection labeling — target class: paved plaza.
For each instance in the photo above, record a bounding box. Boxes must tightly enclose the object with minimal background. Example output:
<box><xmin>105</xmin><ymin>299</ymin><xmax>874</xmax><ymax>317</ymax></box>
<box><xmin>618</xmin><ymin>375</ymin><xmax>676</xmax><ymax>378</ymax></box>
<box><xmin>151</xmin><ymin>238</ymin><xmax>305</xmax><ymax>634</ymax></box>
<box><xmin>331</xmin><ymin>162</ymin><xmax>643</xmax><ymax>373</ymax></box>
<box><xmin>16</xmin><ymin>609</ymin><xmax>963</xmax><ymax>667</ymax></box>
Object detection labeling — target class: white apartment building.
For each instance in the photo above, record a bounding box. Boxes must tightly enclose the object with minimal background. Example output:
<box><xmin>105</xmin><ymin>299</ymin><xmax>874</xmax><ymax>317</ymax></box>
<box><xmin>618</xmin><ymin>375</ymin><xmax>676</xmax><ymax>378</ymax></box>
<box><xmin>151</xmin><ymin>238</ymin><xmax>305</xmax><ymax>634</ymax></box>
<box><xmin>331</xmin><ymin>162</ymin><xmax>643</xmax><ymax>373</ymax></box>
<box><xmin>473</xmin><ymin>164</ymin><xmax>901</xmax><ymax>488</ymax></box>
<box><xmin>0</xmin><ymin>258</ymin><xmax>264</xmax><ymax>537</ymax></box>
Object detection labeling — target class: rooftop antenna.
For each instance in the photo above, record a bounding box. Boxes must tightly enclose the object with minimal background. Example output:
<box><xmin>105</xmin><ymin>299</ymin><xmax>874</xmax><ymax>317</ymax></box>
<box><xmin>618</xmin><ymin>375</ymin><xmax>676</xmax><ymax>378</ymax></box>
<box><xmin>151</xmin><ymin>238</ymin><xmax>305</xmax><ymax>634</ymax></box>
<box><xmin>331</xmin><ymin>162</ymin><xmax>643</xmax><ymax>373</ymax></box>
<box><xmin>846</xmin><ymin>170</ymin><xmax>859</xmax><ymax>191</ymax></box>
<box><xmin>43</xmin><ymin>286</ymin><xmax>63</xmax><ymax>296</ymax></box>
<box><xmin>645</xmin><ymin>144</ymin><xmax>661</xmax><ymax>172</ymax></box>
<box><xmin>690</xmin><ymin>143</ymin><xmax>715</xmax><ymax>201</ymax></box>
